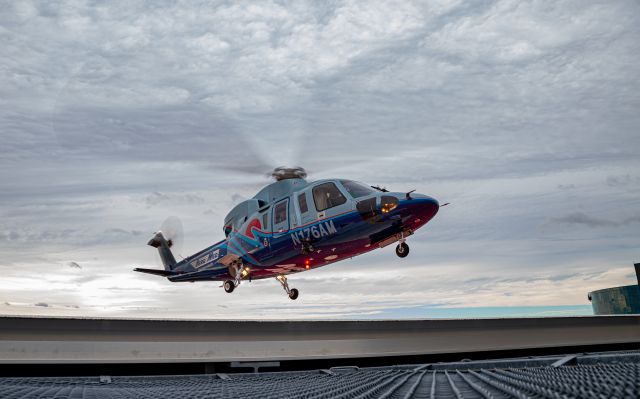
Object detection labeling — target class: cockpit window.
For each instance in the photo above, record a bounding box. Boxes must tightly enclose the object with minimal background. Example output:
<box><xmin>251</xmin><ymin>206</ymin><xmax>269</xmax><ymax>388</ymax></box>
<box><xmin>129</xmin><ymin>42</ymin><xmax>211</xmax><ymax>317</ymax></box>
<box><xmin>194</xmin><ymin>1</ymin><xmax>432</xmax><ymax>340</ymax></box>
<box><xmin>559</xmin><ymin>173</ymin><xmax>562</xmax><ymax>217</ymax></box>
<box><xmin>341</xmin><ymin>180</ymin><xmax>375</xmax><ymax>199</ymax></box>
<box><xmin>313</xmin><ymin>182</ymin><xmax>347</xmax><ymax>211</ymax></box>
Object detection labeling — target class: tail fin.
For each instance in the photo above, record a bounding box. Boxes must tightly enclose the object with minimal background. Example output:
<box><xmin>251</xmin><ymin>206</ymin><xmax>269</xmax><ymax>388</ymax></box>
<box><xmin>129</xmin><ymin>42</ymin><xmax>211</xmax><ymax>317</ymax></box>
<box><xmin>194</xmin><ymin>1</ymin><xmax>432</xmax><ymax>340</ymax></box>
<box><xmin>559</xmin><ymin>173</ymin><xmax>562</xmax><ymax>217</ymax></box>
<box><xmin>147</xmin><ymin>232</ymin><xmax>177</xmax><ymax>271</ymax></box>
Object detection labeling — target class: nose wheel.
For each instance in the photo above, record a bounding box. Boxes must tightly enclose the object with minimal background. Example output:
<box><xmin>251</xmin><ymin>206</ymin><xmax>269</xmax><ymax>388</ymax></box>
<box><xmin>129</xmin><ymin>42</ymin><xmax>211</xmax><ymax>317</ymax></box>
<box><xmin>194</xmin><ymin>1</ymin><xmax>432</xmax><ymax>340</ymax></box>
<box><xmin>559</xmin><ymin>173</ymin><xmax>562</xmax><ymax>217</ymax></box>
<box><xmin>396</xmin><ymin>242</ymin><xmax>410</xmax><ymax>258</ymax></box>
<box><xmin>276</xmin><ymin>275</ymin><xmax>299</xmax><ymax>300</ymax></box>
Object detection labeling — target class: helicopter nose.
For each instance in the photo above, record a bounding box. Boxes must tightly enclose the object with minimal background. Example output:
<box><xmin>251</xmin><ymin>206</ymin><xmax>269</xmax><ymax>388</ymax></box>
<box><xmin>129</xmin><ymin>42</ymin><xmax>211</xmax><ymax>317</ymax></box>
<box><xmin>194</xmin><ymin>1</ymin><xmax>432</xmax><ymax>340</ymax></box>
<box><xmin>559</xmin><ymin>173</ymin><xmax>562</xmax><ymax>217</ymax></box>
<box><xmin>410</xmin><ymin>194</ymin><xmax>439</xmax><ymax>221</ymax></box>
<box><xmin>423</xmin><ymin>197</ymin><xmax>439</xmax><ymax>217</ymax></box>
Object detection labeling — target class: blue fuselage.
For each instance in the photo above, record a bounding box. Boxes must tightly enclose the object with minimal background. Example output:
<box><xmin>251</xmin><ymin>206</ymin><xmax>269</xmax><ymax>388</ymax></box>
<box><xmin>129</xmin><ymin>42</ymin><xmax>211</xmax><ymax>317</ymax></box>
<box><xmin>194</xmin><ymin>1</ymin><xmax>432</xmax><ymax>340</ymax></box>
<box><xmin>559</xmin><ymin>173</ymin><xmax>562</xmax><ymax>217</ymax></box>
<box><xmin>168</xmin><ymin>181</ymin><xmax>439</xmax><ymax>283</ymax></box>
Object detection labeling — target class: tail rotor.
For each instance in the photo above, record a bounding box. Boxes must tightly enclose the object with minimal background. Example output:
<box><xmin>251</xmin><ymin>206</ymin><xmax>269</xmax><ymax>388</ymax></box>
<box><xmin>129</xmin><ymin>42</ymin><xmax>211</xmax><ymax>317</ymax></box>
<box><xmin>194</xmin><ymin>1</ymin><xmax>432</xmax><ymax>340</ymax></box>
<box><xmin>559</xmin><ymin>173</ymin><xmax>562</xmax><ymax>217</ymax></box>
<box><xmin>159</xmin><ymin>216</ymin><xmax>183</xmax><ymax>255</ymax></box>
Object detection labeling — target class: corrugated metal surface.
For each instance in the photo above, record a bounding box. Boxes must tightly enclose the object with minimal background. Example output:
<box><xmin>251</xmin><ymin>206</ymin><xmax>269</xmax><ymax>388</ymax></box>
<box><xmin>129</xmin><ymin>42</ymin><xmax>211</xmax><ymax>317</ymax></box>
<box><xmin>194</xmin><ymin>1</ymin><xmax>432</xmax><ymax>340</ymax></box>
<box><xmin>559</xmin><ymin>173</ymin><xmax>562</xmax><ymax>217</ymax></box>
<box><xmin>1</xmin><ymin>351</ymin><xmax>638</xmax><ymax>398</ymax></box>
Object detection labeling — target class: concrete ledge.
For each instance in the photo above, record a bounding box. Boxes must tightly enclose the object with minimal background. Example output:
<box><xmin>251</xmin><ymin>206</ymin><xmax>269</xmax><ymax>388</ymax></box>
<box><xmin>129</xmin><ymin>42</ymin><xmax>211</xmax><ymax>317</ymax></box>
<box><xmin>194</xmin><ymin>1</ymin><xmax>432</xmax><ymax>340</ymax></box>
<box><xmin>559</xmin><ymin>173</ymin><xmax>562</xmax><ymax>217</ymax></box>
<box><xmin>0</xmin><ymin>315</ymin><xmax>638</xmax><ymax>364</ymax></box>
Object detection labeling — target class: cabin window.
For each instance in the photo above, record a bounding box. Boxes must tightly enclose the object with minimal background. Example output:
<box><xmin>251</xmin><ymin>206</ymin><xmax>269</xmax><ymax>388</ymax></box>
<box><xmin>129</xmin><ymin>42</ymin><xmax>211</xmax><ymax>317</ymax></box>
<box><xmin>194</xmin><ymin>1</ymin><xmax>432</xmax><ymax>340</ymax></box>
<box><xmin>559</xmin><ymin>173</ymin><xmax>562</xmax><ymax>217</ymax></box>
<box><xmin>274</xmin><ymin>201</ymin><xmax>287</xmax><ymax>224</ymax></box>
<box><xmin>341</xmin><ymin>180</ymin><xmax>375</xmax><ymax>199</ymax></box>
<box><xmin>262</xmin><ymin>212</ymin><xmax>269</xmax><ymax>231</ymax></box>
<box><xmin>298</xmin><ymin>193</ymin><xmax>308</xmax><ymax>214</ymax></box>
<box><xmin>313</xmin><ymin>182</ymin><xmax>347</xmax><ymax>212</ymax></box>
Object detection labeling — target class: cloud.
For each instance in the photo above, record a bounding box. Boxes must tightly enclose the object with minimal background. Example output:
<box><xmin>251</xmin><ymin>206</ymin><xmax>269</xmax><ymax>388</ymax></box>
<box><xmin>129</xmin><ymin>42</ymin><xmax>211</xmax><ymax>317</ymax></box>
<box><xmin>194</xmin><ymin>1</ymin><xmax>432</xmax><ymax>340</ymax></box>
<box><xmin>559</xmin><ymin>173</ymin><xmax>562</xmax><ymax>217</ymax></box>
<box><xmin>557</xmin><ymin>184</ymin><xmax>576</xmax><ymax>190</ymax></box>
<box><xmin>67</xmin><ymin>261</ymin><xmax>82</xmax><ymax>269</ymax></box>
<box><xmin>231</xmin><ymin>193</ymin><xmax>246</xmax><ymax>204</ymax></box>
<box><xmin>606</xmin><ymin>174</ymin><xmax>639</xmax><ymax>187</ymax></box>
<box><xmin>550</xmin><ymin>212</ymin><xmax>640</xmax><ymax>228</ymax></box>
<box><xmin>0</xmin><ymin>231</ymin><xmax>21</xmax><ymax>241</ymax></box>
<box><xmin>143</xmin><ymin>192</ymin><xmax>206</xmax><ymax>207</ymax></box>
<box><xmin>103</xmin><ymin>228</ymin><xmax>143</xmax><ymax>238</ymax></box>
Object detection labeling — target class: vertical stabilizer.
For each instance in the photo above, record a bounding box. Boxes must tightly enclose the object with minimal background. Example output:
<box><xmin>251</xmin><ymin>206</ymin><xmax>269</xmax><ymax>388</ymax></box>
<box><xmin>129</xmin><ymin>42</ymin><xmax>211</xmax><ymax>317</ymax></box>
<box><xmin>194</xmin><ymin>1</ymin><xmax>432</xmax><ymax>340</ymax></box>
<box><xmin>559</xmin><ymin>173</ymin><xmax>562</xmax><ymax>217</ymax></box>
<box><xmin>147</xmin><ymin>232</ymin><xmax>177</xmax><ymax>271</ymax></box>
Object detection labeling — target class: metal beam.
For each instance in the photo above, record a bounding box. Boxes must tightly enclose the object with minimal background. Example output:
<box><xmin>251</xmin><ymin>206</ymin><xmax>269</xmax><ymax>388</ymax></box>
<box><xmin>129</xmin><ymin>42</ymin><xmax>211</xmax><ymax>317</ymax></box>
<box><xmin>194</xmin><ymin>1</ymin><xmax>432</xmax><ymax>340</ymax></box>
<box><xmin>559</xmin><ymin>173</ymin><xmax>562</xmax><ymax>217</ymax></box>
<box><xmin>0</xmin><ymin>315</ymin><xmax>638</xmax><ymax>364</ymax></box>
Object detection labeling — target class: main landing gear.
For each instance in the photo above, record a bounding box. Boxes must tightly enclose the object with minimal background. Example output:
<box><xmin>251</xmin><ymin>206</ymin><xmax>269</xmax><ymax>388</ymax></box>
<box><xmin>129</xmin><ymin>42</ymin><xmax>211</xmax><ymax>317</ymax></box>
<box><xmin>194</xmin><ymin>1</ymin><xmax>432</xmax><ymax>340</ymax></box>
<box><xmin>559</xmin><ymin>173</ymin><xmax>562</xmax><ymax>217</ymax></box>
<box><xmin>276</xmin><ymin>275</ymin><xmax>299</xmax><ymax>300</ymax></box>
<box><xmin>395</xmin><ymin>232</ymin><xmax>410</xmax><ymax>258</ymax></box>
<box><xmin>223</xmin><ymin>261</ymin><xmax>249</xmax><ymax>294</ymax></box>
<box><xmin>223</xmin><ymin>280</ymin><xmax>235</xmax><ymax>293</ymax></box>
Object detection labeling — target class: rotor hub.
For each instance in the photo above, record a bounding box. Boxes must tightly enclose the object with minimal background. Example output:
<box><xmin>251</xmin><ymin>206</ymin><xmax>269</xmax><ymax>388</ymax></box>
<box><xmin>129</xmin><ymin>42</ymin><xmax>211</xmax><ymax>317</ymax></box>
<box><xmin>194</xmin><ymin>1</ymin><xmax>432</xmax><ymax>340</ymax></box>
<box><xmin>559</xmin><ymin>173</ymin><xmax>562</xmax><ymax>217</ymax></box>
<box><xmin>271</xmin><ymin>166</ymin><xmax>307</xmax><ymax>181</ymax></box>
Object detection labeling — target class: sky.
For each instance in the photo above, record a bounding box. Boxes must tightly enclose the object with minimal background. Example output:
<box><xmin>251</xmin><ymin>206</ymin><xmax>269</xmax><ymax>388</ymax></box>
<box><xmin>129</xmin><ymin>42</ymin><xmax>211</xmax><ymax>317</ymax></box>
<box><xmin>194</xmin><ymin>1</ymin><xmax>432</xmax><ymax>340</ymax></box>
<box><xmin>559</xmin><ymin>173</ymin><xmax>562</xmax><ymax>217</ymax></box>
<box><xmin>1</xmin><ymin>0</ymin><xmax>639</xmax><ymax>319</ymax></box>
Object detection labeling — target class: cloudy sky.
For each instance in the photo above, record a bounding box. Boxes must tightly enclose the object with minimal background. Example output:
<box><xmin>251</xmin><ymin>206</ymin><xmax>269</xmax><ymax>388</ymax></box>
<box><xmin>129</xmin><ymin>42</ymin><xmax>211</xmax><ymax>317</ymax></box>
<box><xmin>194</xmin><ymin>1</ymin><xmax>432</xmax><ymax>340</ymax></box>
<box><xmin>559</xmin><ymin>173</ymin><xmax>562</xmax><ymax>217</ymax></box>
<box><xmin>1</xmin><ymin>0</ymin><xmax>639</xmax><ymax>319</ymax></box>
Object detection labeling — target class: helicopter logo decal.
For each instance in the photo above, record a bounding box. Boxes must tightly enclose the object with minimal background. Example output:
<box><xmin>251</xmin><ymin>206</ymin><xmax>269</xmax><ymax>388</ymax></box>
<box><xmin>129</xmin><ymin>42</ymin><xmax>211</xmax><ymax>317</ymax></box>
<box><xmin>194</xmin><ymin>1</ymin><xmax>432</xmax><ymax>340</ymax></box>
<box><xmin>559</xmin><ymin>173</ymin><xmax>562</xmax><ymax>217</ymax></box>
<box><xmin>191</xmin><ymin>249</ymin><xmax>220</xmax><ymax>270</ymax></box>
<box><xmin>290</xmin><ymin>220</ymin><xmax>338</xmax><ymax>246</ymax></box>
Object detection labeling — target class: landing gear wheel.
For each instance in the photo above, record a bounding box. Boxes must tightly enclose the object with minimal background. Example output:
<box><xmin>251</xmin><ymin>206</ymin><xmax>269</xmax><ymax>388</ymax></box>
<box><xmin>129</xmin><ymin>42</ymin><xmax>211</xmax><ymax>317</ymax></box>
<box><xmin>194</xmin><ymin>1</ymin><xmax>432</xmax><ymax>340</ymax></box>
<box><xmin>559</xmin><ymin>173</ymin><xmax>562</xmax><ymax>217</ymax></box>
<box><xmin>223</xmin><ymin>280</ymin><xmax>235</xmax><ymax>293</ymax></box>
<box><xmin>288</xmin><ymin>288</ymin><xmax>299</xmax><ymax>300</ymax></box>
<box><xmin>396</xmin><ymin>242</ymin><xmax>409</xmax><ymax>258</ymax></box>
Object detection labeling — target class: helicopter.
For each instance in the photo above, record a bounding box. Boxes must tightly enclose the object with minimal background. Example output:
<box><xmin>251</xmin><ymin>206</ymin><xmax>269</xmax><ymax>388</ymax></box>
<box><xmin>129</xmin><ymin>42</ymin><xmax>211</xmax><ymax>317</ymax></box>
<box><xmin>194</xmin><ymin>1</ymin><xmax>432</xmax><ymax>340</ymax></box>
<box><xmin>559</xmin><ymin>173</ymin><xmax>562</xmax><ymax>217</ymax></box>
<box><xmin>134</xmin><ymin>166</ymin><xmax>440</xmax><ymax>300</ymax></box>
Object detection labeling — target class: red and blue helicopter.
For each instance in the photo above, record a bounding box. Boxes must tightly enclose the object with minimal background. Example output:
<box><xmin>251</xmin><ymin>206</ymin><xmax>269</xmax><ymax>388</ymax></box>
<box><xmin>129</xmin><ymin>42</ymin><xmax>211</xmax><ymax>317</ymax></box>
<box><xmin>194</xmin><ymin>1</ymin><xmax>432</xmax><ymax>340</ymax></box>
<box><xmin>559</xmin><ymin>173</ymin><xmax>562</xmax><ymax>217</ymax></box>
<box><xmin>134</xmin><ymin>166</ymin><xmax>440</xmax><ymax>300</ymax></box>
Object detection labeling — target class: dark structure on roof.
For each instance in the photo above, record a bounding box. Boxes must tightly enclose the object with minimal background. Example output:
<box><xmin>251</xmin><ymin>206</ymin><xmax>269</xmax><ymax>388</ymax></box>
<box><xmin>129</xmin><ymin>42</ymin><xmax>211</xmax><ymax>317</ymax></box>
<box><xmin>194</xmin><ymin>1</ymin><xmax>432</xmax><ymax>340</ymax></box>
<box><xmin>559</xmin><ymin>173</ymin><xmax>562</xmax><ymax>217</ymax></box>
<box><xmin>589</xmin><ymin>262</ymin><xmax>640</xmax><ymax>315</ymax></box>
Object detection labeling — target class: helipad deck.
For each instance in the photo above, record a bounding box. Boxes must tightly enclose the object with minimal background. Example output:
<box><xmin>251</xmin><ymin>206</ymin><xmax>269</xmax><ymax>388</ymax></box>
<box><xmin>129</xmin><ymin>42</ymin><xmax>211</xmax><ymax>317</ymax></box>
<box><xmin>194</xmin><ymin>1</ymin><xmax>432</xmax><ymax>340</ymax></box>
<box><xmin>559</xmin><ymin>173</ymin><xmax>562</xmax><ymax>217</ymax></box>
<box><xmin>1</xmin><ymin>350</ymin><xmax>638</xmax><ymax>398</ymax></box>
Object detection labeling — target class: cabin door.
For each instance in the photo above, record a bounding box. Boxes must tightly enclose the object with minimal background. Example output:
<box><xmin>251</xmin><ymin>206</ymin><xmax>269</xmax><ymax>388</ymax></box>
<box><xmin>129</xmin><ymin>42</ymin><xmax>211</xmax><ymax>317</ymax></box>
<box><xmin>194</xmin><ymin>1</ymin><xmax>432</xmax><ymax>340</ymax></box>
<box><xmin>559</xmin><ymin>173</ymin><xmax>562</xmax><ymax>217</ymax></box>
<box><xmin>296</xmin><ymin>191</ymin><xmax>315</xmax><ymax>226</ymax></box>
<box><xmin>272</xmin><ymin>199</ymin><xmax>290</xmax><ymax>236</ymax></box>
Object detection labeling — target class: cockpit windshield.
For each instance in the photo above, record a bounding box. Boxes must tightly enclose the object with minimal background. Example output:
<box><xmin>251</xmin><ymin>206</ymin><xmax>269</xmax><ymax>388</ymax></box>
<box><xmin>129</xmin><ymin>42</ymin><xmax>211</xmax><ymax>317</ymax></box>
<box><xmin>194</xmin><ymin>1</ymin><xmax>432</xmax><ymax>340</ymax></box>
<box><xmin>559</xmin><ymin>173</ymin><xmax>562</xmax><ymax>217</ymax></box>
<box><xmin>341</xmin><ymin>180</ymin><xmax>375</xmax><ymax>198</ymax></box>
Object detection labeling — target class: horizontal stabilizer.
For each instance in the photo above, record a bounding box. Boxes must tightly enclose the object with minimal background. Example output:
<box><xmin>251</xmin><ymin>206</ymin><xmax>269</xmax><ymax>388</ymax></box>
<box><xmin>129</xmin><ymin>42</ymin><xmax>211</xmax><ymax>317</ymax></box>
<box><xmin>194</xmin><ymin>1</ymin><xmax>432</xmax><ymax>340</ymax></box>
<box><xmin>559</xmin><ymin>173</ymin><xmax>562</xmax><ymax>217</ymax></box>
<box><xmin>133</xmin><ymin>268</ymin><xmax>176</xmax><ymax>277</ymax></box>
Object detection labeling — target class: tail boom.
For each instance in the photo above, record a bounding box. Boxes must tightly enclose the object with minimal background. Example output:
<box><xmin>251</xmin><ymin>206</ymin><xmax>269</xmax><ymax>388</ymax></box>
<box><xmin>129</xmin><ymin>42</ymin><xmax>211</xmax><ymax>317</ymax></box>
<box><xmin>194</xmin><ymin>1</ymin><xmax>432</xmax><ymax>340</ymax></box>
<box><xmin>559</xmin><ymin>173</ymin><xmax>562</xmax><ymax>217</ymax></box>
<box><xmin>147</xmin><ymin>231</ymin><xmax>177</xmax><ymax>271</ymax></box>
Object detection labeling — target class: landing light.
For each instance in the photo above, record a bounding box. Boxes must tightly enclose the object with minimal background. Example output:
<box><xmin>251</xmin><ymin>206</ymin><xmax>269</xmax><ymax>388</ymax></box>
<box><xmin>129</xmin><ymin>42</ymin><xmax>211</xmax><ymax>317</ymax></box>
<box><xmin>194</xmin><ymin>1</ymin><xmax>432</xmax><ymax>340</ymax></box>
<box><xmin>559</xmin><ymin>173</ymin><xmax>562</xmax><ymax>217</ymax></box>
<box><xmin>381</xmin><ymin>196</ymin><xmax>398</xmax><ymax>213</ymax></box>
<box><xmin>241</xmin><ymin>267</ymin><xmax>251</xmax><ymax>277</ymax></box>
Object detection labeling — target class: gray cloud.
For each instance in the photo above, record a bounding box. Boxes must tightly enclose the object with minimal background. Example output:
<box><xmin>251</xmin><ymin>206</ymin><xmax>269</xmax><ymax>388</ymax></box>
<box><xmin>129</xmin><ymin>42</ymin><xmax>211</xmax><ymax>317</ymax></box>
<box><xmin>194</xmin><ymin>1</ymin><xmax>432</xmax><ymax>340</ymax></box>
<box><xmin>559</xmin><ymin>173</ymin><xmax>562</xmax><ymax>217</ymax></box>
<box><xmin>144</xmin><ymin>192</ymin><xmax>206</xmax><ymax>207</ymax></box>
<box><xmin>606</xmin><ymin>175</ymin><xmax>639</xmax><ymax>187</ymax></box>
<box><xmin>0</xmin><ymin>229</ymin><xmax>78</xmax><ymax>243</ymax></box>
<box><xmin>550</xmin><ymin>212</ymin><xmax>640</xmax><ymax>228</ymax></box>
<box><xmin>67</xmin><ymin>261</ymin><xmax>82</xmax><ymax>269</ymax></box>
<box><xmin>0</xmin><ymin>231</ymin><xmax>21</xmax><ymax>241</ymax></box>
<box><xmin>0</xmin><ymin>228</ymin><xmax>143</xmax><ymax>246</ymax></box>
<box><xmin>231</xmin><ymin>193</ymin><xmax>247</xmax><ymax>204</ymax></box>
<box><xmin>557</xmin><ymin>184</ymin><xmax>576</xmax><ymax>190</ymax></box>
<box><xmin>103</xmin><ymin>228</ymin><xmax>143</xmax><ymax>238</ymax></box>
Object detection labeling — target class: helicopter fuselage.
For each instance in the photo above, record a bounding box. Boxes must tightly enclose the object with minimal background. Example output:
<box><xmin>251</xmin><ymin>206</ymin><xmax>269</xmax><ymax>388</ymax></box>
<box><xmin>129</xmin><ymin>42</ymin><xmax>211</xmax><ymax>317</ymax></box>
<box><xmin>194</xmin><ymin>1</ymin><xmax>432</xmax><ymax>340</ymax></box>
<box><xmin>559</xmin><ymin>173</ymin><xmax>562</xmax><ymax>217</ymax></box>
<box><xmin>136</xmin><ymin>177</ymin><xmax>439</xmax><ymax>298</ymax></box>
<box><xmin>168</xmin><ymin>179</ymin><xmax>437</xmax><ymax>280</ymax></box>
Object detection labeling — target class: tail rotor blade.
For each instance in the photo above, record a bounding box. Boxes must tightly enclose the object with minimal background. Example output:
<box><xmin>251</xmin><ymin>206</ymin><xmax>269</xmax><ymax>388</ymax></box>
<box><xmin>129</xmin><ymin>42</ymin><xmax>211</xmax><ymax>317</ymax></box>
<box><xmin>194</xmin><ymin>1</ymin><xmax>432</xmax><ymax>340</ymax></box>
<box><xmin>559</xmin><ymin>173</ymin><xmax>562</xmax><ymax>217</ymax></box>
<box><xmin>159</xmin><ymin>216</ymin><xmax>184</xmax><ymax>256</ymax></box>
